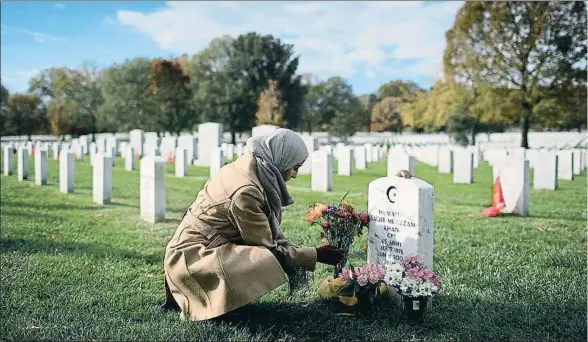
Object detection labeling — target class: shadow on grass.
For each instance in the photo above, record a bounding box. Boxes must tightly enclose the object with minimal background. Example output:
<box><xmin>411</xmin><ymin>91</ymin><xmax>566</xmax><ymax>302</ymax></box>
<box><xmin>204</xmin><ymin>292</ymin><xmax>587</xmax><ymax>341</ymax></box>
<box><xmin>110</xmin><ymin>201</ymin><xmax>138</xmax><ymax>209</ymax></box>
<box><xmin>208</xmin><ymin>299</ymin><xmax>402</xmax><ymax>341</ymax></box>
<box><xmin>1</xmin><ymin>200</ymin><xmax>101</xmax><ymax>212</ymax></box>
<box><xmin>0</xmin><ymin>237</ymin><xmax>161</xmax><ymax>265</ymax></box>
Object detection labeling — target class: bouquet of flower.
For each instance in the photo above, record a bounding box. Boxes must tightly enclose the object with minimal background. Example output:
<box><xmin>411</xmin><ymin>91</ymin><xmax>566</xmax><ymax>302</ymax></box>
<box><xmin>384</xmin><ymin>254</ymin><xmax>441</xmax><ymax>321</ymax></box>
<box><xmin>306</xmin><ymin>194</ymin><xmax>370</xmax><ymax>276</ymax></box>
<box><xmin>318</xmin><ymin>263</ymin><xmax>388</xmax><ymax>307</ymax></box>
<box><xmin>384</xmin><ymin>254</ymin><xmax>441</xmax><ymax>297</ymax></box>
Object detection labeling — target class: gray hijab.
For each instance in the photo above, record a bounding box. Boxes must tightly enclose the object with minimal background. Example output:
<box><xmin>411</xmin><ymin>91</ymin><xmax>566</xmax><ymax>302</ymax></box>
<box><xmin>246</xmin><ymin>128</ymin><xmax>309</xmax><ymax>243</ymax></box>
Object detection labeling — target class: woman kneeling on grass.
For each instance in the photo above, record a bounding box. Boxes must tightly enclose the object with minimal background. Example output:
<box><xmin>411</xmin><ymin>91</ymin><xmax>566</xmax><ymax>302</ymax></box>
<box><xmin>162</xmin><ymin>128</ymin><xmax>344</xmax><ymax>321</ymax></box>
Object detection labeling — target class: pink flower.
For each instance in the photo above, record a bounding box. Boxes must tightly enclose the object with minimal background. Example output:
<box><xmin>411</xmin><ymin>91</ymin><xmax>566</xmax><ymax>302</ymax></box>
<box><xmin>368</xmin><ymin>271</ymin><xmax>380</xmax><ymax>284</ymax></box>
<box><xmin>357</xmin><ymin>273</ymin><xmax>369</xmax><ymax>286</ymax></box>
<box><xmin>321</xmin><ymin>222</ymin><xmax>329</xmax><ymax>230</ymax></box>
<box><xmin>339</xmin><ymin>267</ymin><xmax>351</xmax><ymax>281</ymax></box>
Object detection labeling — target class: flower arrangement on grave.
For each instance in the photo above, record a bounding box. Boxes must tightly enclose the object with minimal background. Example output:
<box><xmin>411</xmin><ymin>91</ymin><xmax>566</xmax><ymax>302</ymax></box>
<box><xmin>384</xmin><ymin>253</ymin><xmax>441</xmax><ymax>321</ymax></box>
<box><xmin>306</xmin><ymin>193</ymin><xmax>370</xmax><ymax>276</ymax></box>
<box><xmin>318</xmin><ymin>263</ymin><xmax>388</xmax><ymax>308</ymax></box>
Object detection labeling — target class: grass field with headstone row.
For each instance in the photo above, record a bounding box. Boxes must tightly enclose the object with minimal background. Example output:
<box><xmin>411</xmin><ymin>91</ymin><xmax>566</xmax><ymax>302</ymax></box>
<box><xmin>1</xmin><ymin>154</ymin><xmax>586</xmax><ymax>341</ymax></box>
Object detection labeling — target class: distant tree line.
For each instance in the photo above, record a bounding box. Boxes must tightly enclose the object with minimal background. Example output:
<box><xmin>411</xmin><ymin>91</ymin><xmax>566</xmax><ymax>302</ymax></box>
<box><xmin>1</xmin><ymin>2</ymin><xmax>585</xmax><ymax>147</ymax></box>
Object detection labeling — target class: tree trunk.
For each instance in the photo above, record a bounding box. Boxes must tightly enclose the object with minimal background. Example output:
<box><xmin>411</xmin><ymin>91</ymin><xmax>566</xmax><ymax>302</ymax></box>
<box><xmin>470</xmin><ymin>127</ymin><xmax>477</xmax><ymax>146</ymax></box>
<box><xmin>231</xmin><ymin>131</ymin><xmax>236</xmax><ymax>145</ymax></box>
<box><xmin>520</xmin><ymin>101</ymin><xmax>532</xmax><ymax>149</ymax></box>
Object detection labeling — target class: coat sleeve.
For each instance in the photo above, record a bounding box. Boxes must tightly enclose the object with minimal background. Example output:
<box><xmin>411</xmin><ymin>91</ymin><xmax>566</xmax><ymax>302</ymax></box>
<box><xmin>228</xmin><ymin>185</ymin><xmax>317</xmax><ymax>271</ymax></box>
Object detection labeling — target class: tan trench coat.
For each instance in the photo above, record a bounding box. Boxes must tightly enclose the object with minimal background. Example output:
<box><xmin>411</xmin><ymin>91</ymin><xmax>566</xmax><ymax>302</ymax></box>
<box><xmin>164</xmin><ymin>152</ymin><xmax>317</xmax><ymax>321</ymax></box>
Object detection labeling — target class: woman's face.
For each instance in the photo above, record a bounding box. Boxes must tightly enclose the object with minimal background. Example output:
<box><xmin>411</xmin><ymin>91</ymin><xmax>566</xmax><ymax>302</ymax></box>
<box><xmin>281</xmin><ymin>161</ymin><xmax>305</xmax><ymax>182</ymax></box>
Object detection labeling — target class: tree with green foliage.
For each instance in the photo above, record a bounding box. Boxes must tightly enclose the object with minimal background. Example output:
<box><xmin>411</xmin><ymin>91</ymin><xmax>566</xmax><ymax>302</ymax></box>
<box><xmin>97</xmin><ymin>58</ymin><xmax>157</xmax><ymax>132</ymax></box>
<box><xmin>28</xmin><ymin>67</ymin><xmax>83</xmax><ymax>137</ymax></box>
<box><xmin>0</xmin><ymin>83</ymin><xmax>9</xmax><ymax>136</ymax></box>
<box><xmin>377</xmin><ymin>80</ymin><xmax>421</xmax><ymax>102</ymax></box>
<box><xmin>446</xmin><ymin>110</ymin><xmax>477</xmax><ymax>146</ymax></box>
<box><xmin>444</xmin><ymin>1</ymin><xmax>587</xmax><ymax>148</ymax></box>
<box><xmin>299</xmin><ymin>73</ymin><xmax>322</xmax><ymax>134</ymax></box>
<box><xmin>199</xmin><ymin>33</ymin><xmax>304</xmax><ymax>143</ymax></box>
<box><xmin>3</xmin><ymin>93</ymin><xmax>47</xmax><ymax>139</ymax></box>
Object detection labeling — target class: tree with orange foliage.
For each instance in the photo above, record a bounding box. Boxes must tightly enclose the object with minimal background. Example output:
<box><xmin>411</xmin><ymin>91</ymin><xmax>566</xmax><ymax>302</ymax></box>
<box><xmin>147</xmin><ymin>58</ymin><xmax>193</xmax><ymax>134</ymax></box>
<box><xmin>255</xmin><ymin>79</ymin><xmax>284</xmax><ymax>126</ymax></box>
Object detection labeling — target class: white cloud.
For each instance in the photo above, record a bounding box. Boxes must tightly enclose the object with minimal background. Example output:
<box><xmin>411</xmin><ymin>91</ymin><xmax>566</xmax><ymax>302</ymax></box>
<box><xmin>116</xmin><ymin>1</ymin><xmax>462</xmax><ymax>86</ymax></box>
<box><xmin>54</xmin><ymin>3</ymin><xmax>65</xmax><ymax>9</ymax></box>
<box><xmin>2</xmin><ymin>25</ymin><xmax>67</xmax><ymax>44</ymax></box>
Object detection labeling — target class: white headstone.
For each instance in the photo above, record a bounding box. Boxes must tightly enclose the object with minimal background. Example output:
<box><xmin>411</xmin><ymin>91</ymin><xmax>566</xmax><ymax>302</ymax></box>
<box><xmin>125</xmin><ymin>146</ymin><xmax>135</xmax><ymax>171</ymax></box>
<box><xmin>52</xmin><ymin>143</ymin><xmax>60</xmax><ymax>160</ymax></box>
<box><xmin>473</xmin><ymin>144</ymin><xmax>481</xmax><ymax>168</ymax></box>
<box><xmin>387</xmin><ymin>149</ymin><xmax>415</xmax><ymax>177</ymax></box>
<box><xmin>236</xmin><ymin>143</ymin><xmax>244</xmax><ymax>156</ymax></box>
<box><xmin>438</xmin><ymin>148</ymin><xmax>453</xmax><ymax>174</ymax></box>
<box><xmin>74</xmin><ymin>144</ymin><xmax>84</xmax><ymax>162</ymax></box>
<box><xmin>496</xmin><ymin>157</ymin><xmax>530</xmax><ymax>216</ymax></box>
<box><xmin>311</xmin><ymin>150</ymin><xmax>332</xmax><ymax>192</ymax></box>
<box><xmin>251</xmin><ymin>125</ymin><xmax>278</xmax><ymax>138</ymax></box>
<box><xmin>225</xmin><ymin>144</ymin><xmax>235</xmax><ymax>160</ymax></box>
<box><xmin>89</xmin><ymin>142</ymin><xmax>97</xmax><ymax>166</ymax></box>
<box><xmin>556</xmin><ymin>150</ymin><xmax>574</xmax><ymax>180</ymax></box>
<box><xmin>129</xmin><ymin>129</ymin><xmax>145</xmax><ymax>157</ymax></box>
<box><xmin>337</xmin><ymin>147</ymin><xmax>354</xmax><ymax>176</ymax></box>
<box><xmin>453</xmin><ymin>150</ymin><xmax>473</xmax><ymax>184</ymax></box>
<box><xmin>175</xmin><ymin>147</ymin><xmax>187</xmax><ymax>177</ymax></box>
<box><xmin>60</xmin><ymin>150</ymin><xmax>75</xmax><ymax>193</ymax></box>
<box><xmin>298</xmin><ymin>135</ymin><xmax>318</xmax><ymax>175</ymax></box>
<box><xmin>177</xmin><ymin>135</ymin><xmax>197</xmax><ymax>164</ymax></box>
<box><xmin>140</xmin><ymin>156</ymin><xmax>166</xmax><ymax>223</ymax></box>
<box><xmin>93</xmin><ymin>153</ymin><xmax>112</xmax><ymax>205</ymax></box>
<box><xmin>355</xmin><ymin>146</ymin><xmax>367</xmax><ymax>170</ymax></box>
<box><xmin>365</xmin><ymin>144</ymin><xmax>374</xmax><ymax>163</ymax></box>
<box><xmin>196</xmin><ymin>122</ymin><xmax>222</xmax><ymax>167</ymax></box>
<box><xmin>17</xmin><ymin>147</ymin><xmax>28</xmax><ymax>181</ymax></box>
<box><xmin>367</xmin><ymin>175</ymin><xmax>434</xmax><ymax>271</ymax></box>
<box><xmin>533</xmin><ymin>151</ymin><xmax>557</xmax><ymax>190</ymax></box>
<box><xmin>34</xmin><ymin>149</ymin><xmax>48</xmax><ymax>185</ymax></box>
<box><xmin>3</xmin><ymin>146</ymin><xmax>13</xmax><ymax>176</ymax></box>
<box><xmin>572</xmin><ymin>149</ymin><xmax>583</xmax><ymax>175</ymax></box>
<box><xmin>209</xmin><ymin>147</ymin><xmax>224</xmax><ymax>178</ymax></box>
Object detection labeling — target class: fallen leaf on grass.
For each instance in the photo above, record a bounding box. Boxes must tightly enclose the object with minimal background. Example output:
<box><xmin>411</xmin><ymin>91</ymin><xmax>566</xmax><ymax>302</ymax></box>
<box><xmin>50</xmin><ymin>233</ymin><xmax>55</xmax><ymax>240</ymax></box>
<box><xmin>536</xmin><ymin>227</ymin><xmax>545</xmax><ymax>232</ymax></box>
<box><xmin>94</xmin><ymin>213</ymin><xmax>104</xmax><ymax>218</ymax></box>
<box><xmin>85</xmin><ymin>265</ymin><xmax>93</xmax><ymax>272</ymax></box>
<box><xmin>147</xmin><ymin>273</ymin><xmax>153</xmax><ymax>278</ymax></box>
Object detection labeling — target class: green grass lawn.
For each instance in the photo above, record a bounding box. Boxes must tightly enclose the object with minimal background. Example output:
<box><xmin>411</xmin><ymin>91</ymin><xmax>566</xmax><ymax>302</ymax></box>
<box><xmin>1</xmin><ymin>153</ymin><xmax>586</xmax><ymax>341</ymax></box>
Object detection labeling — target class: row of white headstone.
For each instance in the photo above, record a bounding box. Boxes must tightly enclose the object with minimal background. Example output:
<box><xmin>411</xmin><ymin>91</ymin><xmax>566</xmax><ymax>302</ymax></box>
<box><xmin>3</xmin><ymin>146</ymin><xmax>167</xmax><ymax>224</ymax></box>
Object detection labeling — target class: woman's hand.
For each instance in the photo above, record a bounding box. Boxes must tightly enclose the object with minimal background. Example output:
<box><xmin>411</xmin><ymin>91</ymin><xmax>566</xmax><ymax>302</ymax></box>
<box><xmin>315</xmin><ymin>245</ymin><xmax>344</xmax><ymax>265</ymax></box>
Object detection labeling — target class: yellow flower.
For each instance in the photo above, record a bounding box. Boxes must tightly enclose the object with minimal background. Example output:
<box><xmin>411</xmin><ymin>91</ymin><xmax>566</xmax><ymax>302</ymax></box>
<box><xmin>379</xmin><ymin>283</ymin><xmax>388</xmax><ymax>295</ymax></box>
<box><xmin>331</xmin><ymin>277</ymin><xmax>347</xmax><ymax>294</ymax></box>
<box><xmin>306</xmin><ymin>202</ymin><xmax>328</xmax><ymax>224</ymax></box>
<box><xmin>318</xmin><ymin>276</ymin><xmax>338</xmax><ymax>298</ymax></box>
<box><xmin>341</xmin><ymin>200</ymin><xmax>355</xmax><ymax>208</ymax></box>
<box><xmin>318</xmin><ymin>276</ymin><xmax>350</xmax><ymax>299</ymax></box>
<box><xmin>339</xmin><ymin>294</ymin><xmax>358</xmax><ymax>306</ymax></box>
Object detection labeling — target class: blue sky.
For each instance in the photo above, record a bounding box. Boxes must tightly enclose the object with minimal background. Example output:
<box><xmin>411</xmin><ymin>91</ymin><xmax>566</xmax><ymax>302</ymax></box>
<box><xmin>1</xmin><ymin>1</ymin><xmax>462</xmax><ymax>95</ymax></box>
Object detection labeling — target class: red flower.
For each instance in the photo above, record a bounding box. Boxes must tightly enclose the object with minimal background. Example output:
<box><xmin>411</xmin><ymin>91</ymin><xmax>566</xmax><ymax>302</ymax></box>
<box><xmin>321</xmin><ymin>222</ymin><xmax>329</xmax><ymax>230</ymax></box>
<box><xmin>359</xmin><ymin>213</ymin><xmax>370</xmax><ymax>226</ymax></box>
